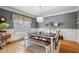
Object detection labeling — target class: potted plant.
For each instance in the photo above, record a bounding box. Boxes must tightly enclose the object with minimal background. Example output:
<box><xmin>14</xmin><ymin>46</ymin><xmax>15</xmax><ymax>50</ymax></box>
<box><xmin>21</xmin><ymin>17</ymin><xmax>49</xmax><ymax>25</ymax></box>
<box><xmin>0</xmin><ymin>22</ymin><xmax>9</xmax><ymax>32</ymax></box>
<box><xmin>0</xmin><ymin>17</ymin><xmax>9</xmax><ymax>32</ymax></box>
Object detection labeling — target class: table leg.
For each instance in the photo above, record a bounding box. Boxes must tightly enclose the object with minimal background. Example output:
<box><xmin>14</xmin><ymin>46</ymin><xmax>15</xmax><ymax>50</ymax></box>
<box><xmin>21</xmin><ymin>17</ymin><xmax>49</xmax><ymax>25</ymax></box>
<box><xmin>51</xmin><ymin>38</ymin><xmax>53</xmax><ymax>52</ymax></box>
<box><xmin>51</xmin><ymin>37</ymin><xmax>55</xmax><ymax>52</ymax></box>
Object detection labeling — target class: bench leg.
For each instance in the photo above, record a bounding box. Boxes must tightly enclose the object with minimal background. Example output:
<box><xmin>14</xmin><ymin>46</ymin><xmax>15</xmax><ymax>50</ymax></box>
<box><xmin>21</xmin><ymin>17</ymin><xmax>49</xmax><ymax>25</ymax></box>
<box><xmin>45</xmin><ymin>47</ymin><xmax>48</xmax><ymax>53</ymax></box>
<box><xmin>45</xmin><ymin>46</ymin><xmax>51</xmax><ymax>53</ymax></box>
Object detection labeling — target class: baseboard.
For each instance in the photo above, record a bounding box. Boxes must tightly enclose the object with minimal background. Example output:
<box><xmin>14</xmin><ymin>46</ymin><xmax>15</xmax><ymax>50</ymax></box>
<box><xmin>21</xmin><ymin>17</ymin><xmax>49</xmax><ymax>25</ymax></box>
<box><xmin>10</xmin><ymin>38</ymin><xmax>24</xmax><ymax>43</ymax></box>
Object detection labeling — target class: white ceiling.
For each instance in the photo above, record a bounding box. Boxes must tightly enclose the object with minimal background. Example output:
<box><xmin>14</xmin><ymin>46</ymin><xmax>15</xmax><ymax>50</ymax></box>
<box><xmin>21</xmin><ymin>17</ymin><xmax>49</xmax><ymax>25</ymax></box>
<box><xmin>6</xmin><ymin>6</ymin><xmax>78</xmax><ymax>17</ymax></box>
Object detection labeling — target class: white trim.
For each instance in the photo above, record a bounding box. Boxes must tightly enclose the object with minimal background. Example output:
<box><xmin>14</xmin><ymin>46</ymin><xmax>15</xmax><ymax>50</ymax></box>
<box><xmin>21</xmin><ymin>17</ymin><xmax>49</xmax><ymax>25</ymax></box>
<box><xmin>15</xmin><ymin>32</ymin><xmax>27</xmax><ymax>35</ymax></box>
<box><xmin>43</xmin><ymin>9</ymin><xmax>78</xmax><ymax>17</ymax></box>
<box><xmin>0</xmin><ymin>6</ymin><xmax>36</xmax><ymax>18</ymax></box>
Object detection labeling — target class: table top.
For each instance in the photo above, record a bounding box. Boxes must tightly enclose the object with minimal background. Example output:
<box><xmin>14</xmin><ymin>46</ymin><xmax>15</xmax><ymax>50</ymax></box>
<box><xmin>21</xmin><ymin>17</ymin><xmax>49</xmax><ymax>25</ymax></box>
<box><xmin>30</xmin><ymin>33</ymin><xmax>56</xmax><ymax>38</ymax></box>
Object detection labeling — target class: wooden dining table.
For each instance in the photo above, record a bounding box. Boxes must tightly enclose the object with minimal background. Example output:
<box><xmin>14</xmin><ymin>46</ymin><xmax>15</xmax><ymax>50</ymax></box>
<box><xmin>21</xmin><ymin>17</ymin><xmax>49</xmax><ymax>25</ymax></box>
<box><xmin>29</xmin><ymin>33</ymin><xmax>56</xmax><ymax>52</ymax></box>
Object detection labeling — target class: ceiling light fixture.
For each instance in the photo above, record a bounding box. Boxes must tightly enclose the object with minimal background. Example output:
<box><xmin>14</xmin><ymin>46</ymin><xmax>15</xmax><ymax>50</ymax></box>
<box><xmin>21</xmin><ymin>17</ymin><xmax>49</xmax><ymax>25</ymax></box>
<box><xmin>37</xmin><ymin>17</ymin><xmax>44</xmax><ymax>22</ymax></box>
<box><xmin>36</xmin><ymin>6</ymin><xmax>44</xmax><ymax>23</ymax></box>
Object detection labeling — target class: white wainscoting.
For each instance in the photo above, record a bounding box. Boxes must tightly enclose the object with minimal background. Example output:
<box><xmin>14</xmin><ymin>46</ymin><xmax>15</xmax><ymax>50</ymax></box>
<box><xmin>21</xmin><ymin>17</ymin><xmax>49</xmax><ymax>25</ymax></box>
<box><xmin>77</xmin><ymin>29</ymin><xmax>79</xmax><ymax>43</ymax></box>
<box><xmin>60</xmin><ymin>29</ymin><xmax>77</xmax><ymax>42</ymax></box>
<box><xmin>7</xmin><ymin>29</ymin><xmax>28</xmax><ymax>41</ymax></box>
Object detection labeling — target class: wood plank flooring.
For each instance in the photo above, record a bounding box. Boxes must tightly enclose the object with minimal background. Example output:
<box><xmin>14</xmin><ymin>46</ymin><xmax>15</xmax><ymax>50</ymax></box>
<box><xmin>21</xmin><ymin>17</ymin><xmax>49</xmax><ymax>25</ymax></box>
<box><xmin>0</xmin><ymin>41</ymin><xmax>33</xmax><ymax>53</ymax></box>
<box><xmin>59</xmin><ymin>40</ymin><xmax>79</xmax><ymax>53</ymax></box>
<box><xmin>0</xmin><ymin>39</ymin><xmax>79</xmax><ymax>53</ymax></box>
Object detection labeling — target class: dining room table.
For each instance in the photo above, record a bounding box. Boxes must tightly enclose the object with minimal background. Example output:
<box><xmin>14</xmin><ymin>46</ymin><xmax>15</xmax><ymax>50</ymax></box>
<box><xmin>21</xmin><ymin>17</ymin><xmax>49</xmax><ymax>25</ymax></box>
<box><xmin>29</xmin><ymin>33</ymin><xmax>56</xmax><ymax>52</ymax></box>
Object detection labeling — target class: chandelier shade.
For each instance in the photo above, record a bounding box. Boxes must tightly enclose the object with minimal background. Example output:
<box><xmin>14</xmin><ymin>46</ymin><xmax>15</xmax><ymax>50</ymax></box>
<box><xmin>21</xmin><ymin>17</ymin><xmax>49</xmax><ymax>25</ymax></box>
<box><xmin>36</xmin><ymin>17</ymin><xmax>44</xmax><ymax>22</ymax></box>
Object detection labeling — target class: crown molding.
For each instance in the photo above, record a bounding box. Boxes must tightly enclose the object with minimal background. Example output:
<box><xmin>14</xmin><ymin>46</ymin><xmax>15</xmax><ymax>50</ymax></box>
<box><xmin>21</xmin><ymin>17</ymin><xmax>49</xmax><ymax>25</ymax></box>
<box><xmin>43</xmin><ymin>9</ymin><xmax>78</xmax><ymax>17</ymax></box>
<box><xmin>0</xmin><ymin>6</ymin><xmax>36</xmax><ymax>18</ymax></box>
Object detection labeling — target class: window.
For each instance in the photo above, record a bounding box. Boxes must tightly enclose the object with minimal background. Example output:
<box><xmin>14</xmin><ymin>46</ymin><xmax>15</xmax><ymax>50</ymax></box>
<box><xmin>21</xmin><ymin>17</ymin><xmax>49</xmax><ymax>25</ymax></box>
<box><xmin>12</xmin><ymin>13</ymin><xmax>32</xmax><ymax>34</ymax></box>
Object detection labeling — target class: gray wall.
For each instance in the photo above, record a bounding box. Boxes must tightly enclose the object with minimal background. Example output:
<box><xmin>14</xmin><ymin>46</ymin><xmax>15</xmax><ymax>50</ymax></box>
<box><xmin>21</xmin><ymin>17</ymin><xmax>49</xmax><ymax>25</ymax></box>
<box><xmin>38</xmin><ymin>12</ymin><xmax>77</xmax><ymax>29</ymax></box>
<box><xmin>0</xmin><ymin>8</ymin><xmax>14</xmax><ymax>28</ymax></box>
<box><xmin>0</xmin><ymin>8</ymin><xmax>37</xmax><ymax>29</ymax></box>
<box><xmin>0</xmin><ymin>8</ymin><xmax>77</xmax><ymax>29</ymax></box>
<box><xmin>31</xmin><ymin>18</ymin><xmax>38</xmax><ymax>28</ymax></box>
<box><xmin>77</xmin><ymin>11</ymin><xmax>79</xmax><ymax>29</ymax></box>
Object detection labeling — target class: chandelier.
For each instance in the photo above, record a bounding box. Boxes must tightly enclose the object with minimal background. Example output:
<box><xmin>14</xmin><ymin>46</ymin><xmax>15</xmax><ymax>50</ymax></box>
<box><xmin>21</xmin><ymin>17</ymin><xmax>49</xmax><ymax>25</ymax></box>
<box><xmin>36</xmin><ymin>17</ymin><xmax>44</xmax><ymax>22</ymax></box>
<box><xmin>36</xmin><ymin>6</ymin><xmax>44</xmax><ymax>22</ymax></box>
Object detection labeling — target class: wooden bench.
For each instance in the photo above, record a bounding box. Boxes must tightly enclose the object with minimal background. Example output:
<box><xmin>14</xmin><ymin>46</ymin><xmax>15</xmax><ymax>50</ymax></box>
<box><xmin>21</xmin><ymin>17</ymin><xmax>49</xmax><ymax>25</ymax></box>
<box><xmin>30</xmin><ymin>39</ymin><xmax>51</xmax><ymax>53</ymax></box>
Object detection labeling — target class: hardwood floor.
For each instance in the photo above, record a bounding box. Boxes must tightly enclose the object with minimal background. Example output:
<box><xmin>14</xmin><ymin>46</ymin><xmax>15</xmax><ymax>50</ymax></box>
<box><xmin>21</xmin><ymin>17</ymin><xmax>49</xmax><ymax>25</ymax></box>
<box><xmin>0</xmin><ymin>40</ymin><xmax>79</xmax><ymax>53</ymax></box>
<box><xmin>59</xmin><ymin>40</ymin><xmax>79</xmax><ymax>53</ymax></box>
<box><xmin>0</xmin><ymin>41</ymin><xmax>33</xmax><ymax>53</ymax></box>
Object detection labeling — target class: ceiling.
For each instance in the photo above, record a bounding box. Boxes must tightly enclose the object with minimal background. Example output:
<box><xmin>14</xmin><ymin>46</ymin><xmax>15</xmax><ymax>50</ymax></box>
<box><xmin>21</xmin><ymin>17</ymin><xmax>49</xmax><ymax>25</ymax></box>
<box><xmin>5</xmin><ymin>6</ymin><xmax>78</xmax><ymax>17</ymax></box>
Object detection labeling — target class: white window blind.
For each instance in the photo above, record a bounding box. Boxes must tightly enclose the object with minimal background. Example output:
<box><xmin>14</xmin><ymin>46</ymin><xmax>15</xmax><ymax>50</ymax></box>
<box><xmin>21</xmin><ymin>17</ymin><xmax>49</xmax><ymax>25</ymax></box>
<box><xmin>12</xmin><ymin>13</ymin><xmax>32</xmax><ymax>34</ymax></box>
